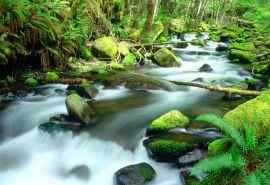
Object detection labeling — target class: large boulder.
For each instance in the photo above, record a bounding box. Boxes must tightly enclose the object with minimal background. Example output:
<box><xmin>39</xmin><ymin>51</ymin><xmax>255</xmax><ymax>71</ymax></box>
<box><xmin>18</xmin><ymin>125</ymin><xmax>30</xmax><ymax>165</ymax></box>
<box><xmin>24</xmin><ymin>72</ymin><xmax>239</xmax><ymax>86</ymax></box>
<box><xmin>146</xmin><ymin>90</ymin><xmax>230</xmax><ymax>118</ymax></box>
<box><xmin>223</xmin><ymin>92</ymin><xmax>270</xmax><ymax>136</ymax></box>
<box><xmin>65</xmin><ymin>94</ymin><xmax>96</xmax><ymax>124</ymax></box>
<box><xmin>93</xmin><ymin>37</ymin><xmax>118</xmax><ymax>59</ymax></box>
<box><xmin>169</xmin><ymin>18</ymin><xmax>185</xmax><ymax>33</ymax></box>
<box><xmin>146</xmin><ymin>110</ymin><xmax>189</xmax><ymax>136</ymax></box>
<box><xmin>114</xmin><ymin>163</ymin><xmax>156</xmax><ymax>185</ymax></box>
<box><xmin>153</xmin><ymin>48</ymin><xmax>181</xmax><ymax>67</ymax></box>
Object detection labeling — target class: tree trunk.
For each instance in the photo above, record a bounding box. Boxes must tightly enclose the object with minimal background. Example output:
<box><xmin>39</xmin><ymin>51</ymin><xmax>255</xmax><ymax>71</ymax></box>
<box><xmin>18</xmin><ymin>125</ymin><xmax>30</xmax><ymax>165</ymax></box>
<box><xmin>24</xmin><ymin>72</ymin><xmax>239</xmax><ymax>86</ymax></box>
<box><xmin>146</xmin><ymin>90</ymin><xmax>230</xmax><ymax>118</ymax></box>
<box><xmin>145</xmin><ymin>0</ymin><xmax>156</xmax><ymax>32</ymax></box>
<box><xmin>124</xmin><ymin>0</ymin><xmax>130</xmax><ymax>15</ymax></box>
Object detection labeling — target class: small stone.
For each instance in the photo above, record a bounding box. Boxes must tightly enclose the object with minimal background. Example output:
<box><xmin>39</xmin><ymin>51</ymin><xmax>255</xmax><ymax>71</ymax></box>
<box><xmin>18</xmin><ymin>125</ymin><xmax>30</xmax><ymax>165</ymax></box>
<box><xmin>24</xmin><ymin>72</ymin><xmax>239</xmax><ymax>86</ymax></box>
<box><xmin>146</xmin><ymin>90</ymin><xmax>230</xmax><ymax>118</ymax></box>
<box><xmin>199</xmin><ymin>64</ymin><xmax>213</xmax><ymax>72</ymax></box>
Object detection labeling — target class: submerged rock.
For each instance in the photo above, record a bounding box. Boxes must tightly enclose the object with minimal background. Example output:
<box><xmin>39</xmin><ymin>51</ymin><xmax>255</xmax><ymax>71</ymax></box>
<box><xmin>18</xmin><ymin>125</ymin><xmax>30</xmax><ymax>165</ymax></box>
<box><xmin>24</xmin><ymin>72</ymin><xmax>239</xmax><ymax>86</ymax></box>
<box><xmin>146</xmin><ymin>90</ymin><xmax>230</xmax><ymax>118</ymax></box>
<box><xmin>199</xmin><ymin>64</ymin><xmax>213</xmax><ymax>72</ymax></box>
<box><xmin>65</xmin><ymin>94</ymin><xmax>96</xmax><ymax>124</ymax></box>
<box><xmin>222</xmin><ymin>93</ymin><xmax>242</xmax><ymax>101</ymax></box>
<box><xmin>153</xmin><ymin>48</ymin><xmax>181</xmax><ymax>67</ymax></box>
<box><xmin>104</xmin><ymin>72</ymin><xmax>181</xmax><ymax>91</ymax></box>
<box><xmin>115</xmin><ymin>163</ymin><xmax>156</xmax><ymax>185</ymax></box>
<box><xmin>68</xmin><ymin>165</ymin><xmax>90</xmax><ymax>181</ymax></box>
<box><xmin>146</xmin><ymin>110</ymin><xmax>189</xmax><ymax>136</ymax></box>
<box><xmin>39</xmin><ymin>121</ymin><xmax>83</xmax><ymax>133</ymax></box>
<box><xmin>224</xmin><ymin>92</ymin><xmax>270</xmax><ymax>136</ymax></box>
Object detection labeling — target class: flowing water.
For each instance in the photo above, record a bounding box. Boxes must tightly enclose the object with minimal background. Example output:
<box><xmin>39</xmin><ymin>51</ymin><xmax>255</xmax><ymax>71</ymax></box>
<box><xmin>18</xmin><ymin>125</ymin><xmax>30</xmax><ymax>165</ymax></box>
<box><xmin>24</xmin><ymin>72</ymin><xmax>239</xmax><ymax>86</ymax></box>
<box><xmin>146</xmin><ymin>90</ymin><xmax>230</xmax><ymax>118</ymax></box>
<box><xmin>0</xmin><ymin>34</ymin><xmax>251</xmax><ymax>185</ymax></box>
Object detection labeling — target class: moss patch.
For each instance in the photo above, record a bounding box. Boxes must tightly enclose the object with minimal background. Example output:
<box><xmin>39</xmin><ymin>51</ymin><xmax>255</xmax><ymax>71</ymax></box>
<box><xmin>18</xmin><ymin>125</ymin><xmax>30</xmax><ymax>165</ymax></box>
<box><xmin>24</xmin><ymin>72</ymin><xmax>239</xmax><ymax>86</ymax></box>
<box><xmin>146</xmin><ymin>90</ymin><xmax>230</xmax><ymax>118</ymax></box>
<box><xmin>139</xmin><ymin>163</ymin><xmax>156</xmax><ymax>182</ymax></box>
<box><xmin>45</xmin><ymin>72</ymin><xmax>59</xmax><ymax>82</ymax></box>
<box><xmin>148</xmin><ymin>110</ymin><xmax>189</xmax><ymax>135</ymax></box>
<box><xmin>223</xmin><ymin>92</ymin><xmax>270</xmax><ymax>136</ymax></box>
<box><xmin>153</xmin><ymin>48</ymin><xmax>181</xmax><ymax>67</ymax></box>
<box><xmin>24</xmin><ymin>77</ymin><xmax>38</xmax><ymax>87</ymax></box>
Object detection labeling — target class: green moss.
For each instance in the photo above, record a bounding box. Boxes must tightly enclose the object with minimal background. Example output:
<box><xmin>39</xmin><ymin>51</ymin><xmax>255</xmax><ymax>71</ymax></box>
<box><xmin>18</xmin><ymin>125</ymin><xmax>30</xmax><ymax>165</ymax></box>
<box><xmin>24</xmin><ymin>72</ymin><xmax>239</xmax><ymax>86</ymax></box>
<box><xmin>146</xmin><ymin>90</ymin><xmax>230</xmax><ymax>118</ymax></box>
<box><xmin>223</xmin><ymin>92</ymin><xmax>270</xmax><ymax>136</ymax></box>
<box><xmin>229</xmin><ymin>42</ymin><xmax>255</xmax><ymax>51</ymax></box>
<box><xmin>45</xmin><ymin>72</ymin><xmax>59</xmax><ymax>82</ymax></box>
<box><xmin>148</xmin><ymin>139</ymin><xmax>188</xmax><ymax>155</ymax></box>
<box><xmin>122</xmin><ymin>53</ymin><xmax>136</xmax><ymax>67</ymax></box>
<box><xmin>148</xmin><ymin>110</ymin><xmax>189</xmax><ymax>135</ymax></box>
<box><xmin>93</xmin><ymin>37</ymin><xmax>118</xmax><ymax>59</ymax></box>
<box><xmin>229</xmin><ymin>49</ymin><xmax>256</xmax><ymax>63</ymax></box>
<box><xmin>24</xmin><ymin>77</ymin><xmax>38</xmax><ymax>87</ymax></box>
<box><xmin>139</xmin><ymin>163</ymin><xmax>156</xmax><ymax>182</ymax></box>
<box><xmin>154</xmin><ymin>48</ymin><xmax>181</xmax><ymax>67</ymax></box>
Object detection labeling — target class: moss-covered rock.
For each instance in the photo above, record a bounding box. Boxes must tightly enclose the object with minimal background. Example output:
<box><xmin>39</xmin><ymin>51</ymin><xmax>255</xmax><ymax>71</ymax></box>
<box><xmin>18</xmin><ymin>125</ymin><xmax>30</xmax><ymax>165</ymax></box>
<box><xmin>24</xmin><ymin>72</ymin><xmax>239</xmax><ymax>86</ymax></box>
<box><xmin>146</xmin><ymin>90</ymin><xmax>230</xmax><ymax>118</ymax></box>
<box><xmin>45</xmin><ymin>72</ymin><xmax>59</xmax><ymax>82</ymax></box>
<box><xmin>153</xmin><ymin>48</ymin><xmax>181</xmax><ymax>67</ymax></box>
<box><xmin>144</xmin><ymin>139</ymin><xmax>189</xmax><ymax>162</ymax></box>
<box><xmin>118</xmin><ymin>41</ymin><xmax>130</xmax><ymax>56</ymax></box>
<box><xmin>144</xmin><ymin>131</ymin><xmax>213</xmax><ymax>162</ymax></box>
<box><xmin>24</xmin><ymin>77</ymin><xmax>38</xmax><ymax>87</ymax></box>
<box><xmin>122</xmin><ymin>53</ymin><xmax>137</xmax><ymax>67</ymax></box>
<box><xmin>67</xmin><ymin>83</ymin><xmax>98</xmax><ymax>99</ymax></box>
<box><xmin>147</xmin><ymin>110</ymin><xmax>189</xmax><ymax>136</ymax></box>
<box><xmin>93</xmin><ymin>37</ymin><xmax>118</xmax><ymax>59</ymax></box>
<box><xmin>169</xmin><ymin>18</ymin><xmax>185</xmax><ymax>33</ymax></box>
<box><xmin>65</xmin><ymin>94</ymin><xmax>96</xmax><ymax>124</ymax></box>
<box><xmin>229</xmin><ymin>49</ymin><xmax>256</xmax><ymax>63</ymax></box>
<box><xmin>115</xmin><ymin>163</ymin><xmax>156</xmax><ymax>185</ymax></box>
<box><xmin>223</xmin><ymin>92</ymin><xmax>270</xmax><ymax>136</ymax></box>
<box><xmin>228</xmin><ymin>42</ymin><xmax>256</xmax><ymax>63</ymax></box>
<box><xmin>192</xmin><ymin>39</ymin><xmax>206</xmax><ymax>47</ymax></box>
<box><xmin>129</xmin><ymin>29</ymin><xmax>141</xmax><ymax>41</ymax></box>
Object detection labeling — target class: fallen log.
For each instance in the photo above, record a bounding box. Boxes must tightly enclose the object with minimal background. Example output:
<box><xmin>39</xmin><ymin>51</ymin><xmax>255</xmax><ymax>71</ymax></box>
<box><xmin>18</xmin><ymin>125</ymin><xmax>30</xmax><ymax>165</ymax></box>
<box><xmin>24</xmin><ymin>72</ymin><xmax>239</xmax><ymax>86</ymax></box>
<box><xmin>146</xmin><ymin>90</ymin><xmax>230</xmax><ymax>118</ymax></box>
<box><xmin>132</xmin><ymin>41</ymin><xmax>191</xmax><ymax>47</ymax></box>
<box><xmin>168</xmin><ymin>80</ymin><xmax>261</xmax><ymax>96</ymax></box>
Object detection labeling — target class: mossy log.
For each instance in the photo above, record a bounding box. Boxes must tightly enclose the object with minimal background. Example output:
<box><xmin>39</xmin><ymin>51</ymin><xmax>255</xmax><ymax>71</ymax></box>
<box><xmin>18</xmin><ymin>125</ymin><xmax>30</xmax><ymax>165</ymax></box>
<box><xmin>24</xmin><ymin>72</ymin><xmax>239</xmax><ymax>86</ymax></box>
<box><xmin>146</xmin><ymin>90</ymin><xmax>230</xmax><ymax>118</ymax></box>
<box><xmin>132</xmin><ymin>41</ymin><xmax>192</xmax><ymax>47</ymax></box>
<box><xmin>169</xmin><ymin>80</ymin><xmax>261</xmax><ymax>96</ymax></box>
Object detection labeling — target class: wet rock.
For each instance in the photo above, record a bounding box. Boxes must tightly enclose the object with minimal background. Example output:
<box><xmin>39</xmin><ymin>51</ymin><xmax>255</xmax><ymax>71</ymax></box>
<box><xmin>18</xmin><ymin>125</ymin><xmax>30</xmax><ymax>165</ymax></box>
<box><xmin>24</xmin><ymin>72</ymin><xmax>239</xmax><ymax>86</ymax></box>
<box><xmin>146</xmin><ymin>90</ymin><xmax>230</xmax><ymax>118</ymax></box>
<box><xmin>143</xmin><ymin>129</ymin><xmax>217</xmax><ymax>162</ymax></box>
<box><xmin>177</xmin><ymin>149</ymin><xmax>205</xmax><ymax>167</ymax></box>
<box><xmin>39</xmin><ymin>121</ymin><xmax>84</xmax><ymax>133</ymax></box>
<box><xmin>216</xmin><ymin>43</ymin><xmax>228</xmax><ymax>52</ymax></box>
<box><xmin>68</xmin><ymin>165</ymin><xmax>90</xmax><ymax>181</ymax></box>
<box><xmin>65</xmin><ymin>94</ymin><xmax>97</xmax><ymax>124</ymax></box>
<box><xmin>175</xmin><ymin>42</ymin><xmax>188</xmax><ymax>48</ymax></box>
<box><xmin>146</xmin><ymin>110</ymin><xmax>189</xmax><ymax>136</ymax></box>
<box><xmin>222</xmin><ymin>93</ymin><xmax>242</xmax><ymax>101</ymax></box>
<box><xmin>67</xmin><ymin>84</ymin><xmax>98</xmax><ymax>99</ymax></box>
<box><xmin>199</xmin><ymin>64</ymin><xmax>213</xmax><ymax>72</ymax></box>
<box><xmin>153</xmin><ymin>48</ymin><xmax>181</xmax><ymax>67</ymax></box>
<box><xmin>115</xmin><ymin>163</ymin><xmax>156</xmax><ymax>185</ymax></box>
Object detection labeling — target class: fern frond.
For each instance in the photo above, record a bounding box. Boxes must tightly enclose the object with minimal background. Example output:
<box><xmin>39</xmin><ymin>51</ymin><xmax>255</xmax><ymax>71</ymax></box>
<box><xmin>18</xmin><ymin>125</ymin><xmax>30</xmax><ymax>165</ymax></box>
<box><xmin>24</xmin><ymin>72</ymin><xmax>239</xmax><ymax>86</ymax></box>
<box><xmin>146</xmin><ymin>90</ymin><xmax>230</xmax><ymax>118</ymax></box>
<box><xmin>245</xmin><ymin>173</ymin><xmax>262</xmax><ymax>185</ymax></box>
<box><xmin>196</xmin><ymin>114</ymin><xmax>245</xmax><ymax>147</ymax></box>
<box><xmin>191</xmin><ymin>152</ymin><xmax>237</xmax><ymax>176</ymax></box>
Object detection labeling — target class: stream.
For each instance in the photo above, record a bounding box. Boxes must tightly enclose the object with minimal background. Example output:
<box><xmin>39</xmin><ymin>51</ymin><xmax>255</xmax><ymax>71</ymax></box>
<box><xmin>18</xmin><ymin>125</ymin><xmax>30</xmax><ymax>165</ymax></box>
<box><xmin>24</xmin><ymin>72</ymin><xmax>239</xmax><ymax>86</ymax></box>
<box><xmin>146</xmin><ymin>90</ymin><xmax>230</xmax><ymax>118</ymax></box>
<box><xmin>0</xmin><ymin>33</ymin><xmax>251</xmax><ymax>185</ymax></box>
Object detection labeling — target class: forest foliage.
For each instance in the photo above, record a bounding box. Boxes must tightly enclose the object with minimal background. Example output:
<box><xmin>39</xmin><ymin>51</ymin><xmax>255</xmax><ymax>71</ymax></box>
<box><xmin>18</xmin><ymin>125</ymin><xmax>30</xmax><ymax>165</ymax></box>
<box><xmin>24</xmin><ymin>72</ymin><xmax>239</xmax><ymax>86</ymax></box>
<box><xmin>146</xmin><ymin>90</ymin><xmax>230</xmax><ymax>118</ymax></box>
<box><xmin>0</xmin><ymin>0</ymin><xmax>269</xmax><ymax>70</ymax></box>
